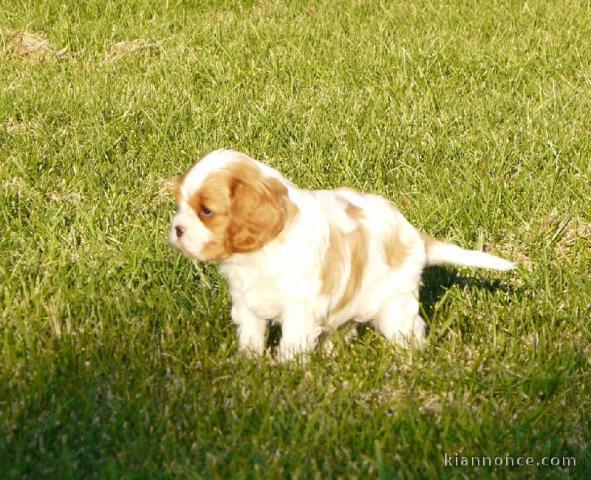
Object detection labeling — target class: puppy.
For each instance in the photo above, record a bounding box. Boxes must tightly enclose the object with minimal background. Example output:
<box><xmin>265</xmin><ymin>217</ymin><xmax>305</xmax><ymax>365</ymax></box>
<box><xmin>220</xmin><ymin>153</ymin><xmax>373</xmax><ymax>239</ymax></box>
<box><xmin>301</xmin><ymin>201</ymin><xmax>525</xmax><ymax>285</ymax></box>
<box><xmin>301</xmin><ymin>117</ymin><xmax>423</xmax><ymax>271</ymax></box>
<box><xmin>169</xmin><ymin>149</ymin><xmax>514</xmax><ymax>361</ymax></box>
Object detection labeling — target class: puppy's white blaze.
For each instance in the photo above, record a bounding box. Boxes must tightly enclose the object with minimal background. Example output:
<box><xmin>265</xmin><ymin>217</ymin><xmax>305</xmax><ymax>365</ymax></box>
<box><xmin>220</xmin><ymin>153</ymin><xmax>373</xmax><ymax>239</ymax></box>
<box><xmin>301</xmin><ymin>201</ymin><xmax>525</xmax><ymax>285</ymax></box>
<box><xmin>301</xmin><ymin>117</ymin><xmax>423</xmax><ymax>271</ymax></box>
<box><xmin>425</xmin><ymin>241</ymin><xmax>516</xmax><ymax>271</ymax></box>
<box><xmin>182</xmin><ymin>148</ymin><xmax>236</xmax><ymax>194</ymax></box>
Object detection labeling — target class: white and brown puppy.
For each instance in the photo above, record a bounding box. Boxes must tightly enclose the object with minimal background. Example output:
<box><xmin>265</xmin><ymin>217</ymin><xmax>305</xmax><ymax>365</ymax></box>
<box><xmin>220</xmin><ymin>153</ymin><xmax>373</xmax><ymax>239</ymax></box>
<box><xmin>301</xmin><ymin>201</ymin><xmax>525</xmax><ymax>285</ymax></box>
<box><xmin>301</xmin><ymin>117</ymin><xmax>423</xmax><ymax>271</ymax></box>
<box><xmin>170</xmin><ymin>149</ymin><xmax>514</xmax><ymax>361</ymax></box>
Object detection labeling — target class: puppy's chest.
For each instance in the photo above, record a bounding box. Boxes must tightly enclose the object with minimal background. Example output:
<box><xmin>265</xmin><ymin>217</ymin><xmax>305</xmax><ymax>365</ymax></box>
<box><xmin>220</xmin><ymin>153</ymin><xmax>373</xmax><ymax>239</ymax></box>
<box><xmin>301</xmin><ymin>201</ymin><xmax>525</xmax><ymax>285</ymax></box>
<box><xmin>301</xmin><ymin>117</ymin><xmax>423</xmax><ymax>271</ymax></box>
<box><xmin>223</xmin><ymin>268</ymin><xmax>292</xmax><ymax>320</ymax></box>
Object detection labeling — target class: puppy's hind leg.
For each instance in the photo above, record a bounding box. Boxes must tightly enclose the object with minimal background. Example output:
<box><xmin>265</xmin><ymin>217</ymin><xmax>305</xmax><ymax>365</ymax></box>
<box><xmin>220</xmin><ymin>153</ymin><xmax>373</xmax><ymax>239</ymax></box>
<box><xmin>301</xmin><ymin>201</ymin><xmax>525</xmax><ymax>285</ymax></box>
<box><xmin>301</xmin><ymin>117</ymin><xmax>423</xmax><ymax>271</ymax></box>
<box><xmin>374</xmin><ymin>292</ymin><xmax>428</xmax><ymax>348</ymax></box>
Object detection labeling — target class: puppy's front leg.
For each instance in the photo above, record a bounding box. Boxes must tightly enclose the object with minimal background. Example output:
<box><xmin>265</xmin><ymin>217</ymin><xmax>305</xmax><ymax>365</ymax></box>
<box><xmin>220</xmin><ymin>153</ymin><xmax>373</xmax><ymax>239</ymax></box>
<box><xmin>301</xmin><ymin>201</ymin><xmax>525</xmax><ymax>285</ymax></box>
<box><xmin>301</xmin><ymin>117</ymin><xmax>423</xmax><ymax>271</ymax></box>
<box><xmin>277</xmin><ymin>307</ymin><xmax>322</xmax><ymax>362</ymax></box>
<box><xmin>231</xmin><ymin>305</ymin><xmax>267</xmax><ymax>357</ymax></box>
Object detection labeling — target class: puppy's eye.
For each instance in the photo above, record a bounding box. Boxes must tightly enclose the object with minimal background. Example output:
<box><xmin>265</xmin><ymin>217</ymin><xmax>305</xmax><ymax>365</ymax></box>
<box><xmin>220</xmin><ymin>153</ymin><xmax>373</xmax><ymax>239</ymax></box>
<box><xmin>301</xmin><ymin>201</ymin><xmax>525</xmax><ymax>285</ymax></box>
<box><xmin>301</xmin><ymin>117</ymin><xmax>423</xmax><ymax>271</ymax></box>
<box><xmin>200</xmin><ymin>206</ymin><xmax>214</xmax><ymax>217</ymax></box>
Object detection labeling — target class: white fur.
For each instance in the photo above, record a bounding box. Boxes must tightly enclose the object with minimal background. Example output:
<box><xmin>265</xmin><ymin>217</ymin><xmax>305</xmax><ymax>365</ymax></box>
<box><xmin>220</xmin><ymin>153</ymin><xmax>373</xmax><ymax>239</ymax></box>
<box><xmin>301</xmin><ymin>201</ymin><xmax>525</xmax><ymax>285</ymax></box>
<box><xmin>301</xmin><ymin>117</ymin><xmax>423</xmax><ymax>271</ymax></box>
<box><xmin>170</xmin><ymin>149</ymin><xmax>515</xmax><ymax>361</ymax></box>
<box><xmin>168</xmin><ymin>201</ymin><xmax>212</xmax><ymax>260</ymax></box>
<box><xmin>425</xmin><ymin>241</ymin><xmax>515</xmax><ymax>271</ymax></box>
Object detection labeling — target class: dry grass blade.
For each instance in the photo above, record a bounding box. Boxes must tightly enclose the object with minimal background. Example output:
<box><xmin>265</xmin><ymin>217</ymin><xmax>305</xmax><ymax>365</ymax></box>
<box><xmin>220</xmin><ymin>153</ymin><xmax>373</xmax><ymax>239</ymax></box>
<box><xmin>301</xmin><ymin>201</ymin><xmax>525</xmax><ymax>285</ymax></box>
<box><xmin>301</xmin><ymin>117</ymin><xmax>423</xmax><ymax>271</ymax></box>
<box><xmin>6</xmin><ymin>30</ymin><xmax>67</xmax><ymax>62</ymax></box>
<box><xmin>106</xmin><ymin>39</ymin><xmax>159</xmax><ymax>60</ymax></box>
<box><xmin>555</xmin><ymin>217</ymin><xmax>591</xmax><ymax>251</ymax></box>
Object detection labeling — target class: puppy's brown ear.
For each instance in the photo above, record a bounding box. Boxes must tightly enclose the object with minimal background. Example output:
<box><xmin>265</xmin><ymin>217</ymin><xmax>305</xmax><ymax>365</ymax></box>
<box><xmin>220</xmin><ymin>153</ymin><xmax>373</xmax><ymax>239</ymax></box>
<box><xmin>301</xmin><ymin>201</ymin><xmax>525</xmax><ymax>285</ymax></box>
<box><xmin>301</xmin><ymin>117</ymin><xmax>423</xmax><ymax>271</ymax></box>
<box><xmin>225</xmin><ymin>167</ymin><xmax>289</xmax><ymax>253</ymax></box>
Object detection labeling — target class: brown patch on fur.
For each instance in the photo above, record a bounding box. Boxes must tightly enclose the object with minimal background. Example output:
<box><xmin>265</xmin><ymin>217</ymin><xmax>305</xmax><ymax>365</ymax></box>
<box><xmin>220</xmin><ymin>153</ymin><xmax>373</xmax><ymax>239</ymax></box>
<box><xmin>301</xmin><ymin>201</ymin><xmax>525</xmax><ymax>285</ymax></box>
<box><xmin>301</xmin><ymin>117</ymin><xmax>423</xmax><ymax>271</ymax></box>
<box><xmin>384</xmin><ymin>229</ymin><xmax>410</xmax><ymax>269</ymax></box>
<box><xmin>332</xmin><ymin>226</ymin><xmax>368</xmax><ymax>313</ymax></box>
<box><xmin>320</xmin><ymin>195</ymin><xmax>368</xmax><ymax>310</ymax></box>
<box><xmin>189</xmin><ymin>170</ymin><xmax>233</xmax><ymax>260</ymax></box>
<box><xmin>320</xmin><ymin>224</ymin><xmax>346</xmax><ymax>296</ymax></box>
<box><xmin>421</xmin><ymin>233</ymin><xmax>438</xmax><ymax>250</ymax></box>
<box><xmin>179</xmin><ymin>156</ymin><xmax>297</xmax><ymax>261</ymax></box>
<box><xmin>224</xmin><ymin>163</ymin><xmax>292</xmax><ymax>253</ymax></box>
<box><xmin>345</xmin><ymin>202</ymin><xmax>363</xmax><ymax>220</ymax></box>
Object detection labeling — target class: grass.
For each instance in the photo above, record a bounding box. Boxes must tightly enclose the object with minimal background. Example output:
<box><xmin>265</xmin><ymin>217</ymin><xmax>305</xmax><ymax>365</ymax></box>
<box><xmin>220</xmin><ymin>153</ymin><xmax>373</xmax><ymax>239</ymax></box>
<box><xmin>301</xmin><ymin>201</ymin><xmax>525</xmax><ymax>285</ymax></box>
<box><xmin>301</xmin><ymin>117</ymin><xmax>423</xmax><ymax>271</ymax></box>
<box><xmin>1</xmin><ymin>0</ymin><xmax>590</xmax><ymax>477</ymax></box>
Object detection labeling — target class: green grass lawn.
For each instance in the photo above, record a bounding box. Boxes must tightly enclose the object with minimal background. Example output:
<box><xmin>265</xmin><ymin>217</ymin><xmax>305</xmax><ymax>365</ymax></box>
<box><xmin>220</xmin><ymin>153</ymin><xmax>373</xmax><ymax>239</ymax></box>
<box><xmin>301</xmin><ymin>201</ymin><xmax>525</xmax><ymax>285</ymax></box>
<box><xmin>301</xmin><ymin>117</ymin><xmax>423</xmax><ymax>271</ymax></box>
<box><xmin>1</xmin><ymin>0</ymin><xmax>590</xmax><ymax>477</ymax></box>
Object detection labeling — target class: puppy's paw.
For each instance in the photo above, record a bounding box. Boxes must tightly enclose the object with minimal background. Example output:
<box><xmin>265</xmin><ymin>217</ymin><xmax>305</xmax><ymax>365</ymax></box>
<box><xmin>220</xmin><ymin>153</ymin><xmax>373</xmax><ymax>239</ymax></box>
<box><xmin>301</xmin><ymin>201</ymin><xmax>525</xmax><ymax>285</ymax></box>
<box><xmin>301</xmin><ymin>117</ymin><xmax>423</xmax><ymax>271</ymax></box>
<box><xmin>390</xmin><ymin>316</ymin><xmax>428</xmax><ymax>350</ymax></box>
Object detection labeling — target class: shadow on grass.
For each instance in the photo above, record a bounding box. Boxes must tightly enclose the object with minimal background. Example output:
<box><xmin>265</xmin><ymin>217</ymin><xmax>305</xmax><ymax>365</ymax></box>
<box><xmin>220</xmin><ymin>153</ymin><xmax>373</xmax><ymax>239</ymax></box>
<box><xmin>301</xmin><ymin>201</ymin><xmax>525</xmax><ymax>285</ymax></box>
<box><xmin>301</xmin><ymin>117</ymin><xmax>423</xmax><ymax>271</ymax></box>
<box><xmin>419</xmin><ymin>265</ymin><xmax>517</xmax><ymax>319</ymax></box>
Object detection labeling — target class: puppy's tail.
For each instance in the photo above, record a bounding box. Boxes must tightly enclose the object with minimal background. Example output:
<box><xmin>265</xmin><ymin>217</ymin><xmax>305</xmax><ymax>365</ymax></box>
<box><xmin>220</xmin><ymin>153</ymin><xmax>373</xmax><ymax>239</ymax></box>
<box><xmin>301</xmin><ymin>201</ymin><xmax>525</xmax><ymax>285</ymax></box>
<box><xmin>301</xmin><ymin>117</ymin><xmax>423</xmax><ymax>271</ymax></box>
<box><xmin>422</xmin><ymin>234</ymin><xmax>516</xmax><ymax>271</ymax></box>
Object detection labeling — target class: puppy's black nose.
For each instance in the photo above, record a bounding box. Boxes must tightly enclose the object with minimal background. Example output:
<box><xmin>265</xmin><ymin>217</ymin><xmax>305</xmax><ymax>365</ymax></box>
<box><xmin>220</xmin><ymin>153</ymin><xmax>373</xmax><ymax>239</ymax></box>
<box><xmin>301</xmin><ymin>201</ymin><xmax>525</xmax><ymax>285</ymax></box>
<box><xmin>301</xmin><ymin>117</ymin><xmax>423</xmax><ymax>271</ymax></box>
<box><xmin>175</xmin><ymin>225</ymin><xmax>185</xmax><ymax>238</ymax></box>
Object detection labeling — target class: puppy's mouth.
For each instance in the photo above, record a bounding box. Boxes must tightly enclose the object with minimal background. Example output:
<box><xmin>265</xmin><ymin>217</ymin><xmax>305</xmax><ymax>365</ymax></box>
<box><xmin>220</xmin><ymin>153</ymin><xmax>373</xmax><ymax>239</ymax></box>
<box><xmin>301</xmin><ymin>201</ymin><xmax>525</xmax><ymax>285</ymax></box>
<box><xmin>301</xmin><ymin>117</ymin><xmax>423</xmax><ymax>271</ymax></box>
<box><xmin>170</xmin><ymin>238</ymin><xmax>191</xmax><ymax>257</ymax></box>
<box><xmin>169</xmin><ymin>236</ymin><xmax>203</xmax><ymax>261</ymax></box>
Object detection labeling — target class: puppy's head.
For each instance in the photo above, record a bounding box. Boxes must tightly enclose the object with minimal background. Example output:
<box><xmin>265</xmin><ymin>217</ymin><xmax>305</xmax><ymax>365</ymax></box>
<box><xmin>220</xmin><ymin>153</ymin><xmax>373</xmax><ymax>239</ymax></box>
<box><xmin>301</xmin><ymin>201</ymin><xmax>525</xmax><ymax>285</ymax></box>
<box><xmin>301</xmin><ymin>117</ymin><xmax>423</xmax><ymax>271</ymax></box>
<box><xmin>169</xmin><ymin>149</ymin><xmax>293</xmax><ymax>262</ymax></box>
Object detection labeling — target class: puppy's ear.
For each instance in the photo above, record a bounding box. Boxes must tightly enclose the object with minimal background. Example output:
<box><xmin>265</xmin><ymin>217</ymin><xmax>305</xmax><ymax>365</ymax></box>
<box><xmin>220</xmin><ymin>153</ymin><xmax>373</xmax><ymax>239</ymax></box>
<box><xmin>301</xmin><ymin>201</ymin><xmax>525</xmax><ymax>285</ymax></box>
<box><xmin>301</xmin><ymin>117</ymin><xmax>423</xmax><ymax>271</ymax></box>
<box><xmin>225</xmin><ymin>169</ymin><xmax>289</xmax><ymax>253</ymax></box>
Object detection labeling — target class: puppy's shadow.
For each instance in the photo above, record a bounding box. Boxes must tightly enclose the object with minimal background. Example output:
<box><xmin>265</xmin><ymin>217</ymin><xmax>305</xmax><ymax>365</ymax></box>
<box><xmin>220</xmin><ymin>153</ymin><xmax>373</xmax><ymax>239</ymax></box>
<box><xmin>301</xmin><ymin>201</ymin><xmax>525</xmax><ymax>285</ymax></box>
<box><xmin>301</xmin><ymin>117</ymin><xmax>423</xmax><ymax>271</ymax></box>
<box><xmin>419</xmin><ymin>266</ymin><xmax>516</xmax><ymax>319</ymax></box>
<box><xmin>267</xmin><ymin>322</ymin><xmax>282</xmax><ymax>351</ymax></box>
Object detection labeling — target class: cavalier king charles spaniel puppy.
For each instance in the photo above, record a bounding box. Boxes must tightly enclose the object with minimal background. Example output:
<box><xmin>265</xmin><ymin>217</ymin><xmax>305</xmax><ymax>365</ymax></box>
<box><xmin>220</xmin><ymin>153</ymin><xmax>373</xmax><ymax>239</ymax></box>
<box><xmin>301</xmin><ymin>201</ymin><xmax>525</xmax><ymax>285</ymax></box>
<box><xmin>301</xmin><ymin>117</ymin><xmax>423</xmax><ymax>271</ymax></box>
<box><xmin>170</xmin><ymin>149</ymin><xmax>515</xmax><ymax>361</ymax></box>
